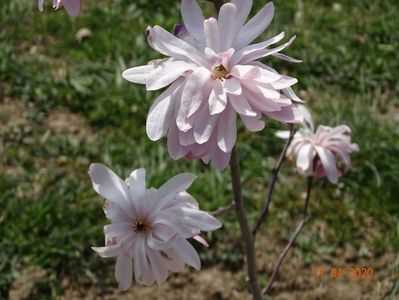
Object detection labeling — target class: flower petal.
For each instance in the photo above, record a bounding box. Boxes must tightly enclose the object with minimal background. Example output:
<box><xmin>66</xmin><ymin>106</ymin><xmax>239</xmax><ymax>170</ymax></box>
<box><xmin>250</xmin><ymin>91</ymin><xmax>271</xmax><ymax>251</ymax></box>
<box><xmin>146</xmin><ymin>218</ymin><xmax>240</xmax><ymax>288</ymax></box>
<box><xmin>146</xmin><ymin>26</ymin><xmax>208</xmax><ymax>67</ymax></box>
<box><xmin>62</xmin><ymin>0</ymin><xmax>80</xmax><ymax>16</ymax></box>
<box><xmin>181</xmin><ymin>0</ymin><xmax>205</xmax><ymax>45</ymax></box>
<box><xmin>89</xmin><ymin>164</ymin><xmax>133</xmax><ymax>216</ymax></box>
<box><xmin>315</xmin><ymin>146</ymin><xmax>339</xmax><ymax>184</ymax></box>
<box><xmin>147</xmin><ymin>249</ymin><xmax>168</xmax><ymax>286</ymax></box>
<box><xmin>92</xmin><ymin>244</ymin><xmax>121</xmax><ymax>258</ymax></box>
<box><xmin>217</xmin><ymin>104</ymin><xmax>237</xmax><ymax>153</ymax></box>
<box><xmin>229</xmin><ymin>93</ymin><xmax>257</xmax><ymax>117</ymax></box>
<box><xmin>146</xmin><ymin>78</ymin><xmax>184</xmax><ymax>141</ymax></box>
<box><xmin>134</xmin><ymin>235</ymin><xmax>154</xmax><ymax>285</ymax></box>
<box><xmin>115</xmin><ymin>252</ymin><xmax>132</xmax><ymax>291</ymax></box>
<box><xmin>146</xmin><ymin>60</ymin><xmax>193</xmax><ymax>91</ymax></box>
<box><xmin>174</xmin><ymin>238</ymin><xmax>201</xmax><ymax>270</ymax></box>
<box><xmin>218</xmin><ymin>3</ymin><xmax>238</xmax><ymax>51</ymax></box>
<box><xmin>204</xmin><ymin>18</ymin><xmax>220</xmax><ymax>52</ymax></box>
<box><xmin>234</xmin><ymin>2</ymin><xmax>274</xmax><ymax>48</ymax></box>
<box><xmin>209</xmin><ymin>80</ymin><xmax>227</xmax><ymax>115</ymax></box>
<box><xmin>122</xmin><ymin>64</ymin><xmax>156</xmax><ymax>85</ymax></box>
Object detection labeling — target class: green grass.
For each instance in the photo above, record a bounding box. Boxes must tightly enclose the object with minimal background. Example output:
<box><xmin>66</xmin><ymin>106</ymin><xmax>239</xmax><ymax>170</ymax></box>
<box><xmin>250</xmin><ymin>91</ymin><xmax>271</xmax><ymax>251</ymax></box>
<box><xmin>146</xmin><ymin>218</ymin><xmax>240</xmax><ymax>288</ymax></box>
<box><xmin>1</xmin><ymin>0</ymin><xmax>398</xmax><ymax>298</ymax></box>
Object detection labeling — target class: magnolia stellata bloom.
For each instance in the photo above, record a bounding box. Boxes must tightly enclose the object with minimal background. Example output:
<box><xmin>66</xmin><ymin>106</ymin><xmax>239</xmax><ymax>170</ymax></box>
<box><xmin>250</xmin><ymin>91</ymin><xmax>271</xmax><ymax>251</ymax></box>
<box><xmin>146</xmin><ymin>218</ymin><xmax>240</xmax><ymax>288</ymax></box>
<box><xmin>123</xmin><ymin>0</ymin><xmax>304</xmax><ymax>170</ymax></box>
<box><xmin>89</xmin><ymin>164</ymin><xmax>221</xmax><ymax>289</ymax></box>
<box><xmin>38</xmin><ymin>0</ymin><xmax>80</xmax><ymax>16</ymax></box>
<box><xmin>279</xmin><ymin>108</ymin><xmax>359</xmax><ymax>183</ymax></box>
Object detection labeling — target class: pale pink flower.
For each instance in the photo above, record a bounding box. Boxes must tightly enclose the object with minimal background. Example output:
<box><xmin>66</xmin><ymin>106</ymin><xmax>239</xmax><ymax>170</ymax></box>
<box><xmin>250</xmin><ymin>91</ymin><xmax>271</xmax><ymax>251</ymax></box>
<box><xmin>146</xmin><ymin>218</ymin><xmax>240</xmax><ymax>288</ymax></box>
<box><xmin>89</xmin><ymin>164</ymin><xmax>221</xmax><ymax>290</ymax></box>
<box><xmin>123</xmin><ymin>0</ymin><xmax>304</xmax><ymax>170</ymax></box>
<box><xmin>286</xmin><ymin>119</ymin><xmax>359</xmax><ymax>184</ymax></box>
<box><xmin>38</xmin><ymin>0</ymin><xmax>80</xmax><ymax>16</ymax></box>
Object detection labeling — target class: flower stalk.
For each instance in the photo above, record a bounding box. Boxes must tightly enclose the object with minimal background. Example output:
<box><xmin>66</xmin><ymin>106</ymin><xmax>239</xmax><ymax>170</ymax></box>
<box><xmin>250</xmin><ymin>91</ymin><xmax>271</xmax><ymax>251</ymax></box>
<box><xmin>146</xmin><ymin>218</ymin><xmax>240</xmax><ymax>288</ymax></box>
<box><xmin>262</xmin><ymin>175</ymin><xmax>314</xmax><ymax>295</ymax></box>
<box><xmin>253</xmin><ymin>124</ymin><xmax>296</xmax><ymax>237</ymax></box>
<box><xmin>229</xmin><ymin>146</ymin><xmax>262</xmax><ymax>300</ymax></box>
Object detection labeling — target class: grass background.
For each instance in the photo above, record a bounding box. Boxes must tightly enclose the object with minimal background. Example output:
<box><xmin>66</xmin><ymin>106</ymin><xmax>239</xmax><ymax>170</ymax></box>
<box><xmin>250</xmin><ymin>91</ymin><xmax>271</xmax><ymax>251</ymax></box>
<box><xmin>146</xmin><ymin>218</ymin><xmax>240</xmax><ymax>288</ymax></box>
<box><xmin>0</xmin><ymin>0</ymin><xmax>398</xmax><ymax>298</ymax></box>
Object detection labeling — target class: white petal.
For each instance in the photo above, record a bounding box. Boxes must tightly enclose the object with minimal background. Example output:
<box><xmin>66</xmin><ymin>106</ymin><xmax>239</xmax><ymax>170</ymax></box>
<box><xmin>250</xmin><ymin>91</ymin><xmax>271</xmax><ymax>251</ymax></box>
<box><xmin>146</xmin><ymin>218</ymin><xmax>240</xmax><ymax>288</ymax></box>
<box><xmin>234</xmin><ymin>2</ymin><xmax>274</xmax><ymax>48</ymax></box>
<box><xmin>229</xmin><ymin>93</ymin><xmax>257</xmax><ymax>117</ymax></box>
<box><xmin>38</xmin><ymin>0</ymin><xmax>44</xmax><ymax>11</ymax></box>
<box><xmin>174</xmin><ymin>238</ymin><xmax>201</xmax><ymax>270</ymax></box>
<box><xmin>296</xmin><ymin>143</ymin><xmax>315</xmax><ymax>172</ymax></box>
<box><xmin>315</xmin><ymin>146</ymin><xmax>339</xmax><ymax>184</ymax></box>
<box><xmin>177</xmin><ymin>68</ymin><xmax>211</xmax><ymax>130</ymax></box>
<box><xmin>115</xmin><ymin>252</ymin><xmax>132</xmax><ymax>291</ymax></box>
<box><xmin>171</xmin><ymin>207</ymin><xmax>222</xmax><ymax>231</ymax></box>
<box><xmin>154</xmin><ymin>173</ymin><xmax>197</xmax><ymax>210</ymax></box>
<box><xmin>223</xmin><ymin>78</ymin><xmax>242</xmax><ymax>95</ymax></box>
<box><xmin>89</xmin><ymin>164</ymin><xmax>133</xmax><ymax>216</ymax></box>
<box><xmin>146</xmin><ymin>78</ymin><xmax>184</xmax><ymax>141</ymax></box>
<box><xmin>272</xmin><ymin>52</ymin><xmax>302</xmax><ymax>63</ymax></box>
<box><xmin>122</xmin><ymin>65</ymin><xmax>155</xmax><ymax>84</ymax></box>
<box><xmin>146</xmin><ymin>26</ymin><xmax>208</xmax><ymax>67</ymax></box>
<box><xmin>147</xmin><ymin>249</ymin><xmax>169</xmax><ymax>286</ymax></box>
<box><xmin>146</xmin><ymin>60</ymin><xmax>193</xmax><ymax>91</ymax></box>
<box><xmin>209</xmin><ymin>80</ymin><xmax>227</xmax><ymax>115</ymax></box>
<box><xmin>203</xmin><ymin>18</ymin><xmax>220</xmax><ymax>52</ymax></box>
<box><xmin>240</xmin><ymin>114</ymin><xmax>265</xmax><ymax>132</ymax></box>
<box><xmin>126</xmin><ymin>168</ymin><xmax>146</xmax><ymax>209</ymax></box>
<box><xmin>217</xmin><ymin>104</ymin><xmax>237</xmax><ymax>153</ymax></box>
<box><xmin>270</xmin><ymin>76</ymin><xmax>298</xmax><ymax>90</ymax></box>
<box><xmin>167</xmin><ymin>123</ymin><xmax>188</xmax><ymax>160</ymax></box>
<box><xmin>181</xmin><ymin>0</ymin><xmax>205</xmax><ymax>44</ymax></box>
<box><xmin>231</xmin><ymin>0</ymin><xmax>253</xmax><ymax>34</ymax></box>
<box><xmin>62</xmin><ymin>0</ymin><xmax>80</xmax><ymax>17</ymax></box>
<box><xmin>218</xmin><ymin>3</ymin><xmax>238</xmax><ymax>51</ymax></box>
<box><xmin>92</xmin><ymin>244</ymin><xmax>121</xmax><ymax>258</ymax></box>
<box><xmin>134</xmin><ymin>235</ymin><xmax>154</xmax><ymax>285</ymax></box>
<box><xmin>231</xmin><ymin>31</ymin><xmax>285</xmax><ymax>66</ymax></box>
<box><xmin>193</xmin><ymin>102</ymin><xmax>218</xmax><ymax>144</ymax></box>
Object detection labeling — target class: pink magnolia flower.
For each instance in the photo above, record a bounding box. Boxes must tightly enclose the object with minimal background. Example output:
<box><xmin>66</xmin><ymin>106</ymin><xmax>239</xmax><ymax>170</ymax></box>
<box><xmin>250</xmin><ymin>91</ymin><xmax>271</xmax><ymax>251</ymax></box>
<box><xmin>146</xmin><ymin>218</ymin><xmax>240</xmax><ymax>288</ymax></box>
<box><xmin>89</xmin><ymin>164</ymin><xmax>221</xmax><ymax>289</ymax></box>
<box><xmin>285</xmin><ymin>116</ymin><xmax>359</xmax><ymax>184</ymax></box>
<box><xmin>38</xmin><ymin>0</ymin><xmax>80</xmax><ymax>17</ymax></box>
<box><xmin>123</xmin><ymin>0</ymin><xmax>304</xmax><ymax>170</ymax></box>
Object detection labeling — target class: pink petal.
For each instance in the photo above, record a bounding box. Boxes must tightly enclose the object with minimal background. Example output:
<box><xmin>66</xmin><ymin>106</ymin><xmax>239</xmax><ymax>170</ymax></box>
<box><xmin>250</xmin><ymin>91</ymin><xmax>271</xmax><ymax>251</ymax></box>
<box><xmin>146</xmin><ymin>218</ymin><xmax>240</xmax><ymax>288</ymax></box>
<box><xmin>146</xmin><ymin>79</ymin><xmax>183</xmax><ymax>141</ymax></box>
<box><xmin>181</xmin><ymin>0</ymin><xmax>205</xmax><ymax>44</ymax></box>
<box><xmin>209</xmin><ymin>80</ymin><xmax>227</xmax><ymax>115</ymax></box>
<box><xmin>134</xmin><ymin>235</ymin><xmax>154</xmax><ymax>285</ymax></box>
<box><xmin>223</xmin><ymin>77</ymin><xmax>242</xmax><ymax>95</ymax></box>
<box><xmin>193</xmin><ymin>235</ymin><xmax>209</xmax><ymax>247</ymax></box>
<box><xmin>115</xmin><ymin>252</ymin><xmax>132</xmax><ymax>291</ymax></box>
<box><xmin>88</xmin><ymin>164</ymin><xmax>134</xmax><ymax>216</ymax></box>
<box><xmin>146</xmin><ymin>60</ymin><xmax>194</xmax><ymax>91</ymax></box>
<box><xmin>146</xmin><ymin>26</ymin><xmax>208</xmax><ymax>67</ymax></box>
<box><xmin>146</xmin><ymin>249</ymin><xmax>169</xmax><ymax>286</ymax></box>
<box><xmin>234</xmin><ymin>2</ymin><xmax>274</xmax><ymax>48</ymax></box>
<box><xmin>229</xmin><ymin>93</ymin><xmax>257</xmax><ymax>117</ymax></box>
<box><xmin>204</xmin><ymin>18</ymin><xmax>220</xmax><ymax>52</ymax></box>
<box><xmin>218</xmin><ymin>3</ymin><xmax>238</xmax><ymax>51</ymax></box>
<box><xmin>122</xmin><ymin>64</ymin><xmax>156</xmax><ymax>85</ymax></box>
<box><xmin>315</xmin><ymin>146</ymin><xmax>339</xmax><ymax>184</ymax></box>
<box><xmin>62</xmin><ymin>0</ymin><xmax>80</xmax><ymax>17</ymax></box>
<box><xmin>174</xmin><ymin>238</ymin><xmax>201</xmax><ymax>270</ymax></box>
<box><xmin>92</xmin><ymin>244</ymin><xmax>120</xmax><ymax>258</ymax></box>
<box><xmin>217</xmin><ymin>104</ymin><xmax>237</xmax><ymax>153</ymax></box>
<box><xmin>240</xmin><ymin>114</ymin><xmax>265</xmax><ymax>132</ymax></box>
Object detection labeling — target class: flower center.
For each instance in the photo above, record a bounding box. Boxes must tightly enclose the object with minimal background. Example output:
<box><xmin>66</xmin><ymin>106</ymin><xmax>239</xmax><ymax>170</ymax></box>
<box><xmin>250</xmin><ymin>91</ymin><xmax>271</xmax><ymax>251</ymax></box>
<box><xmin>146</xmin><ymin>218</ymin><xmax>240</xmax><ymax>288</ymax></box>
<box><xmin>133</xmin><ymin>217</ymin><xmax>150</xmax><ymax>233</ymax></box>
<box><xmin>212</xmin><ymin>64</ymin><xmax>228</xmax><ymax>80</ymax></box>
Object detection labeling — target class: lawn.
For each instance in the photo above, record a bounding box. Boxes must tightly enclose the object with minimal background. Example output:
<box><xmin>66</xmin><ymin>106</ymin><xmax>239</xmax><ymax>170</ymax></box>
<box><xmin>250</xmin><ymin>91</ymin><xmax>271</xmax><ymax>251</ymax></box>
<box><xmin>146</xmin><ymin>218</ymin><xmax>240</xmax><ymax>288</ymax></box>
<box><xmin>0</xmin><ymin>0</ymin><xmax>398</xmax><ymax>299</ymax></box>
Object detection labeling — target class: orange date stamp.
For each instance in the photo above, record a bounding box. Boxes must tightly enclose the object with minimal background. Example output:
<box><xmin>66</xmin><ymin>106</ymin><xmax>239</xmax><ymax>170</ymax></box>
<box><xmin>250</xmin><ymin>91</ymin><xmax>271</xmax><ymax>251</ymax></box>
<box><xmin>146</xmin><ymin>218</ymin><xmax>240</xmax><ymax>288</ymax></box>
<box><xmin>311</xmin><ymin>266</ymin><xmax>374</xmax><ymax>279</ymax></box>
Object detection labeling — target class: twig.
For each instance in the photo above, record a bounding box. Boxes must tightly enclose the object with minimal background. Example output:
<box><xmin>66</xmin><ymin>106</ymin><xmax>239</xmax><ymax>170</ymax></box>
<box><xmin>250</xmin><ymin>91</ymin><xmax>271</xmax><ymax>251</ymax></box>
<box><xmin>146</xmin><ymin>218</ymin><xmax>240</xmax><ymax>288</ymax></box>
<box><xmin>230</xmin><ymin>146</ymin><xmax>262</xmax><ymax>300</ymax></box>
<box><xmin>210</xmin><ymin>202</ymin><xmax>235</xmax><ymax>217</ymax></box>
<box><xmin>262</xmin><ymin>175</ymin><xmax>314</xmax><ymax>295</ymax></box>
<box><xmin>253</xmin><ymin>124</ymin><xmax>296</xmax><ymax>237</ymax></box>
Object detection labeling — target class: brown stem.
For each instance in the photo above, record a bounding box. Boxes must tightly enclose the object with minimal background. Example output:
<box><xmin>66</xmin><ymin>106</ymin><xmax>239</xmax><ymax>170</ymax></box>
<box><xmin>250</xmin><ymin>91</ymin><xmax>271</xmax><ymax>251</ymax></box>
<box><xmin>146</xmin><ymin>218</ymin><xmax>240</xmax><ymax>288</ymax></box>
<box><xmin>230</xmin><ymin>146</ymin><xmax>262</xmax><ymax>300</ymax></box>
<box><xmin>210</xmin><ymin>202</ymin><xmax>235</xmax><ymax>217</ymax></box>
<box><xmin>253</xmin><ymin>124</ymin><xmax>295</xmax><ymax>237</ymax></box>
<box><xmin>262</xmin><ymin>176</ymin><xmax>313</xmax><ymax>295</ymax></box>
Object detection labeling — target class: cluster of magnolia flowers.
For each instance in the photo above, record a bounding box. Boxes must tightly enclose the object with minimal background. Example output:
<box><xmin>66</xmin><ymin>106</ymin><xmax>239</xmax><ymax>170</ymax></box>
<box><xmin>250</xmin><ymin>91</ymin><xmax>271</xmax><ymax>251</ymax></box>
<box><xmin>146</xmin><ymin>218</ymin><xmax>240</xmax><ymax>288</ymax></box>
<box><xmin>40</xmin><ymin>0</ymin><xmax>359</xmax><ymax>291</ymax></box>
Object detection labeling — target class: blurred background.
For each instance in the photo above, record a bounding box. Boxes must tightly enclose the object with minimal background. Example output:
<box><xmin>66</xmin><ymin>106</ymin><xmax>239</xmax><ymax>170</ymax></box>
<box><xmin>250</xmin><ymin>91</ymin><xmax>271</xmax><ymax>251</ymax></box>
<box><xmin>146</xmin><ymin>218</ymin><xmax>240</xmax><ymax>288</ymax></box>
<box><xmin>0</xmin><ymin>0</ymin><xmax>398</xmax><ymax>299</ymax></box>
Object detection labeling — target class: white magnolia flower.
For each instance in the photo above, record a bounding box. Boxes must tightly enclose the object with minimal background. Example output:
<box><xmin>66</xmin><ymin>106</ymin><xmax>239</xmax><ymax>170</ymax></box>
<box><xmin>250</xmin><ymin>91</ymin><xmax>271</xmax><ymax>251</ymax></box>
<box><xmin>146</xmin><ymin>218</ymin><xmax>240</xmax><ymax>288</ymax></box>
<box><xmin>123</xmin><ymin>0</ymin><xmax>304</xmax><ymax>170</ymax></box>
<box><xmin>89</xmin><ymin>164</ymin><xmax>221</xmax><ymax>289</ymax></box>
<box><xmin>278</xmin><ymin>107</ymin><xmax>359</xmax><ymax>183</ymax></box>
